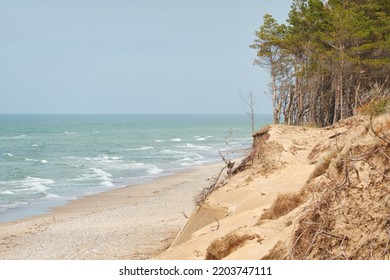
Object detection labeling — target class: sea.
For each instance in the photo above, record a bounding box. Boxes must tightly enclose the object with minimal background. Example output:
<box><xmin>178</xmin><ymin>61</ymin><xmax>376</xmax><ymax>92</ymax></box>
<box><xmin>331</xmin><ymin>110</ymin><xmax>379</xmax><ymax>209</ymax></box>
<box><xmin>0</xmin><ymin>114</ymin><xmax>272</xmax><ymax>223</ymax></box>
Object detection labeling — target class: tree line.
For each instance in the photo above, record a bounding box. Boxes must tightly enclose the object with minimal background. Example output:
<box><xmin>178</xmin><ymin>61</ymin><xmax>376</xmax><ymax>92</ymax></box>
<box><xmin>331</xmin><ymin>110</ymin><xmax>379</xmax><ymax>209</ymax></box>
<box><xmin>251</xmin><ymin>0</ymin><xmax>390</xmax><ymax>126</ymax></box>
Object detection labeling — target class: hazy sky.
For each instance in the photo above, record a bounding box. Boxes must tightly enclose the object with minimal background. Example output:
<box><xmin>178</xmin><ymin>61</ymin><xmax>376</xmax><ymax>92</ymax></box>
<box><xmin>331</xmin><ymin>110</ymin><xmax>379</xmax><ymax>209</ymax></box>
<box><xmin>0</xmin><ymin>0</ymin><xmax>291</xmax><ymax>114</ymax></box>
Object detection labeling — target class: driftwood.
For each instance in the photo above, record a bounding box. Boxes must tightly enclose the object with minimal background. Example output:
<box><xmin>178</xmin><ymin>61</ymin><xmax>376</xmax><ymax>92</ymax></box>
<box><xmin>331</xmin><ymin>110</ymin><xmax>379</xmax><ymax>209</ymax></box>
<box><xmin>210</xmin><ymin>219</ymin><xmax>220</xmax><ymax>231</ymax></box>
<box><xmin>218</xmin><ymin>150</ymin><xmax>235</xmax><ymax>174</ymax></box>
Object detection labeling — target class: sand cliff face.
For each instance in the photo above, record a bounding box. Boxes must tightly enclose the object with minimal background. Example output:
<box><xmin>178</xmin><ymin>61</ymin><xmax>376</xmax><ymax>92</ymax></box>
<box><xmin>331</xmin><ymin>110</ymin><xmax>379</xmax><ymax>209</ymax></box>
<box><xmin>157</xmin><ymin>114</ymin><xmax>390</xmax><ymax>260</ymax></box>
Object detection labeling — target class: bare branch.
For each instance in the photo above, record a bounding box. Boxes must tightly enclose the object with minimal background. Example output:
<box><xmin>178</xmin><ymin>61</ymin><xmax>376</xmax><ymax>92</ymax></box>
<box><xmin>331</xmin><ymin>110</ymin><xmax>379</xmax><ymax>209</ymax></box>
<box><xmin>210</xmin><ymin>219</ymin><xmax>220</xmax><ymax>231</ymax></box>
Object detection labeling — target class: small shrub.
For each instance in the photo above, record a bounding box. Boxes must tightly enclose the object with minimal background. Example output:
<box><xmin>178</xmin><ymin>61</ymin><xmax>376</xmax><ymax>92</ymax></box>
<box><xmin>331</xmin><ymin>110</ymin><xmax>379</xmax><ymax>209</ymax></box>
<box><xmin>205</xmin><ymin>233</ymin><xmax>260</xmax><ymax>260</ymax></box>
<box><xmin>359</xmin><ymin>98</ymin><xmax>390</xmax><ymax>116</ymax></box>
<box><xmin>258</xmin><ymin>192</ymin><xmax>305</xmax><ymax>221</ymax></box>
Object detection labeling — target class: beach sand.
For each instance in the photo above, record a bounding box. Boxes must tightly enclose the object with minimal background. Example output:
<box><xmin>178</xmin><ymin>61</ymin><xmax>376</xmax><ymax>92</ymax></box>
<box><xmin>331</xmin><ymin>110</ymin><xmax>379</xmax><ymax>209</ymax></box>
<box><xmin>0</xmin><ymin>162</ymin><xmax>225</xmax><ymax>259</ymax></box>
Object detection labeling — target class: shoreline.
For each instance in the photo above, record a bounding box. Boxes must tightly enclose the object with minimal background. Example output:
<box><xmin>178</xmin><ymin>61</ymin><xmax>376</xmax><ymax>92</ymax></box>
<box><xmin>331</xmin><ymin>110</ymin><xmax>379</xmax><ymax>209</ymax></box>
<box><xmin>0</xmin><ymin>160</ymin><xmax>227</xmax><ymax>259</ymax></box>
<box><xmin>0</xmin><ymin>160</ymin><xmax>223</xmax><ymax>225</ymax></box>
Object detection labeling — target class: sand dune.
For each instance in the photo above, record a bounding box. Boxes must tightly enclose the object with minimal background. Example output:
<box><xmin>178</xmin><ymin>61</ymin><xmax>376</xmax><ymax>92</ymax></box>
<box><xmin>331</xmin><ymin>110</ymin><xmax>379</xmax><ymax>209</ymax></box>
<box><xmin>157</xmin><ymin>114</ymin><xmax>390</xmax><ymax>260</ymax></box>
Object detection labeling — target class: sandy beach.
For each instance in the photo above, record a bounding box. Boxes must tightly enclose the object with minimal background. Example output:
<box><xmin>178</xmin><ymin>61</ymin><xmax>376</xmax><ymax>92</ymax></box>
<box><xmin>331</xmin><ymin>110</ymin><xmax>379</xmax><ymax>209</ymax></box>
<box><xmin>0</xmin><ymin>162</ymin><xmax>225</xmax><ymax>259</ymax></box>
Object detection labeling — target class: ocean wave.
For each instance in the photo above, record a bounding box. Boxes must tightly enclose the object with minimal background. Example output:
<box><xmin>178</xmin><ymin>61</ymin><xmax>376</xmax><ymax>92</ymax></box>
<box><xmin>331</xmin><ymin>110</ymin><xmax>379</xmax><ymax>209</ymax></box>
<box><xmin>2</xmin><ymin>153</ymin><xmax>14</xmax><ymax>157</ymax></box>
<box><xmin>72</xmin><ymin>168</ymin><xmax>114</xmax><ymax>187</ymax></box>
<box><xmin>159</xmin><ymin>149</ymin><xmax>206</xmax><ymax>166</ymax></box>
<box><xmin>13</xmin><ymin>134</ymin><xmax>27</xmax><ymax>139</ymax></box>
<box><xmin>62</xmin><ymin>131</ymin><xmax>76</xmax><ymax>135</ymax></box>
<box><xmin>32</xmin><ymin>144</ymin><xmax>40</xmax><ymax>147</ymax></box>
<box><xmin>171</xmin><ymin>138</ymin><xmax>182</xmax><ymax>142</ymax></box>
<box><xmin>91</xmin><ymin>168</ymin><xmax>113</xmax><ymax>187</ymax></box>
<box><xmin>0</xmin><ymin>201</ymin><xmax>29</xmax><ymax>212</ymax></box>
<box><xmin>179</xmin><ymin>160</ymin><xmax>207</xmax><ymax>167</ymax></box>
<box><xmin>159</xmin><ymin>149</ymin><xmax>187</xmax><ymax>156</ymax></box>
<box><xmin>24</xmin><ymin>158</ymin><xmax>49</xmax><ymax>164</ymax></box>
<box><xmin>100</xmin><ymin>180</ymin><xmax>115</xmax><ymax>187</ymax></box>
<box><xmin>147</xmin><ymin>166</ymin><xmax>164</xmax><ymax>175</ymax></box>
<box><xmin>126</xmin><ymin>146</ymin><xmax>154</xmax><ymax>151</ymax></box>
<box><xmin>194</xmin><ymin>135</ymin><xmax>211</xmax><ymax>141</ymax></box>
<box><xmin>0</xmin><ymin>190</ymin><xmax>14</xmax><ymax>195</ymax></box>
<box><xmin>83</xmin><ymin>155</ymin><xmax>122</xmax><ymax>162</ymax></box>
<box><xmin>176</xmin><ymin>143</ymin><xmax>212</xmax><ymax>151</ymax></box>
<box><xmin>155</xmin><ymin>139</ymin><xmax>164</xmax><ymax>143</ymax></box>
<box><xmin>45</xmin><ymin>193</ymin><xmax>61</xmax><ymax>199</ymax></box>
<box><xmin>1</xmin><ymin>176</ymin><xmax>55</xmax><ymax>195</ymax></box>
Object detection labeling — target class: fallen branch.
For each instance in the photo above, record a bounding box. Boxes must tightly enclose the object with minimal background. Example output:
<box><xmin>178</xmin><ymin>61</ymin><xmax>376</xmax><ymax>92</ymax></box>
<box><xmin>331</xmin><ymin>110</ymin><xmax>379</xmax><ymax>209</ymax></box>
<box><xmin>210</xmin><ymin>219</ymin><xmax>220</xmax><ymax>231</ymax></box>
<box><xmin>368</xmin><ymin>116</ymin><xmax>390</xmax><ymax>145</ymax></box>
<box><xmin>218</xmin><ymin>150</ymin><xmax>235</xmax><ymax>174</ymax></box>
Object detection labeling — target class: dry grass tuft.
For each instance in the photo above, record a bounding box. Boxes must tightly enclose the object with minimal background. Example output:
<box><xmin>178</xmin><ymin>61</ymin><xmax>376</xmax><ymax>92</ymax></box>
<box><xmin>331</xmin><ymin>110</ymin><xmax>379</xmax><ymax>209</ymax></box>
<box><xmin>311</xmin><ymin>150</ymin><xmax>338</xmax><ymax>179</ymax></box>
<box><xmin>205</xmin><ymin>232</ymin><xmax>261</xmax><ymax>260</ymax></box>
<box><xmin>258</xmin><ymin>191</ymin><xmax>306</xmax><ymax>222</ymax></box>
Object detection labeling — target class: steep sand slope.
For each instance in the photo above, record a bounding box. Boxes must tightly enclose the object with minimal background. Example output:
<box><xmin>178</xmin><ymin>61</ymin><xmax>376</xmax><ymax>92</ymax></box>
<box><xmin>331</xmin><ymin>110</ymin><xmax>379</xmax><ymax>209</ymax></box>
<box><xmin>157</xmin><ymin>114</ymin><xmax>390</xmax><ymax>260</ymax></box>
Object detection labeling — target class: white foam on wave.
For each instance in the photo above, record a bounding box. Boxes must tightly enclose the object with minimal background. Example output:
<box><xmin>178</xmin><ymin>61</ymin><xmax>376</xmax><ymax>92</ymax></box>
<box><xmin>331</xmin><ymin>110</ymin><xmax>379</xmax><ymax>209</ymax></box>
<box><xmin>179</xmin><ymin>161</ymin><xmax>207</xmax><ymax>167</ymax></box>
<box><xmin>124</xmin><ymin>162</ymin><xmax>163</xmax><ymax>176</ymax></box>
<box><xmin>75</xmin><ymin>168</ymin><xmax>115</xmax><ymax>188</ymax></box>
<box><xmin>159</xmin><ymin>149</ymin><xmax>206</xmax><ymax>166</ymax></box>
<box><xmin>101</xmin><ymin>180</ymin><xmax>115</xmax><ymax>187</ymax></box>
<box><xmin>62</xmin><ymin>131</ymin><xmax>76</xmax><ymax>135</ymax></box>
<box><xmin>32</xmin><ymin>144</ymin><xmax>40</xmax><ymax>147</ymax></box>
<box><xmin>0</xmin><ymin>190</ymin><xmax>14</xmax><ymax>195</ymax></box>
<box><xmin>171</xmin><ymin>138</ymin><xmax>182</xmax><ymax>142</ymax></box>
<box><xmin>3</xmin><ymin>153</ymin><xmax>14</xmax><ymax>157</ymax></box>
<box><xmin>8</xmin><ymin>176</ymin><xmax>55</xmax><ymax>194</ymax></box>
<box><xmin>155</xmin><ymin>140</ymin><xmax>164</xmax><ymax>143</ymax></box>
<box><xmin>84</xmin><ymin>155</ymin><xmax>122</xmax><ymax>162</ymax></box>
<box><xmin>176</xmin><ymin>143</ymin><xmax>212</xmax><ymax>151</ymax></box>
<box><xmin>179</xmin><ymin>154</ymin><xmax>207</xmax><ymax>166</ymax></box>
<box><xmin>127</xmin><ymin>146</ymin><xmax>154</xmax><ymax>151</ymax></box>
<box><xmin>194</xmin><ymin>135</ymin><xmax>213</xmax><ymax>141</ymax></box>
<box><xmin>13</xmin><ymin>135</ymin><xmax>27</xmax><ymax>139</ymax></box>
<box><xmin>159</xmin><ymin>149</ymin><xmax>187</xmax><ymax>156</ymax></box>
<box><xmin>41</xmin><ymin>159</ymin><xmax>48</xmax><ymax>164</ymax></box>
<box><xmin>45</xmin><ymin>193</ymin><xmax>61</xmax><ymax>199</ymax></box>
<box><xmin>0</xmin><ymin>201</ymin><xmax>29</xmax><ymax>212</ymax></box>
<box><xmin>147</xmin><ymin>166</ymin><xmax>164</xmax><ymax>175</ymax></box>
<box><xmin>91</xmin><ymin>168</ymin><xmax>113</xmax><ymax>181</ymax></box>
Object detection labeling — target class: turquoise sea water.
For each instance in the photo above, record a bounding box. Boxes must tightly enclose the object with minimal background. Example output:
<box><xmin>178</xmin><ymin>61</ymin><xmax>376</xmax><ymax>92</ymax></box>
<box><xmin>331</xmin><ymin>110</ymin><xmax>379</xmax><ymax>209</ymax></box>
<box><xmin>0</xmin><ymin>114</ymin><xmax>272</xmax><ymax>223</ymax></box>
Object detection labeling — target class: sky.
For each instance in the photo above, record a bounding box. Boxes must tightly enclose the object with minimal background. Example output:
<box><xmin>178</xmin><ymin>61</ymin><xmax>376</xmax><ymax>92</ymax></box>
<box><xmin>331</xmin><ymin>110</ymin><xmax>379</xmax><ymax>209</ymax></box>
<box><xmin>0</xmin><ymin>0</ymin><xmax>291</xmax><ymax>114</ymax></box>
